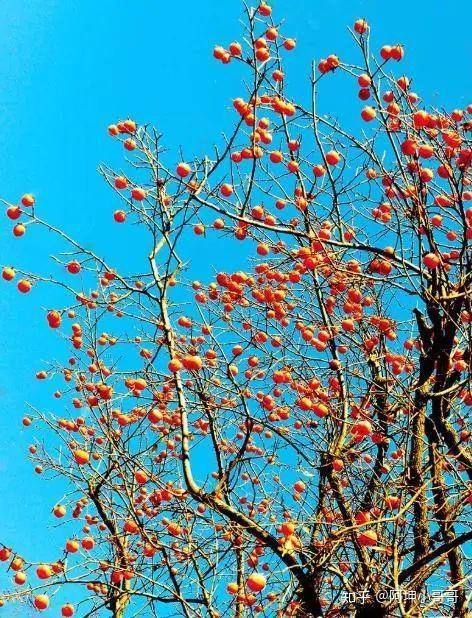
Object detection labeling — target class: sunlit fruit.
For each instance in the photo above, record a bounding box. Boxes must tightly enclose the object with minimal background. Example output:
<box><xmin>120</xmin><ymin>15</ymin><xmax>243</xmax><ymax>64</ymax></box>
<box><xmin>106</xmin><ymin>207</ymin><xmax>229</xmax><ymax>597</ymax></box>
<box><xmin>131</xmin><ymin>187</ymin><xmax>146</xmax><ymax>201</ymax></box>
<box><xmin>2</xmin><ymin>267</ymin><xmax>15</xmax><ymax>281</ymax></box>
<box><xmin>21</xmin><ymin>194</ymin><xmax>35</xmax><ymax>207</ymax></box>
<box><xmin>34</xmin><ymin>595</ymin><xmax>50</xmax><ymax>611</ymax></box>
<box><xmin>357</xmin><ymin>530</ymin><xmax>378</xmax><ymax>547</ymax></box>
<box><xmin>326</xmin><ymin>150</ymin><xmax>341</xmax><ymax>166</ymax></box>
<box><xmin>423</xmin><ymin>253</ymin><xmax>440</xmax><ymax>269</ymax></box>
<box><xmin>176</xmin><ymin>163</ymin><xmax>191</xmax><ymax>177</ymax></box>
<box><xmin>354</xmin><ymin>19</ymin><xmax>368</xmax><ymax>34</ymax></box>
<box><xmin>73</xmin><ymin>449</ymin><xmax>89</xmax><ymax>465</ymax></box>
<box><xmin>17</xmin><ymin>279</ymin><xmax>32</xmax><ymax>293</ymax></box>
<box><xmin>246</xmin><ymin>573</ymin><xmax>266</xmax><ymax>592</ymax></box>
<box><xmin>114</xmin><ymin>210</ymin><xmax>126</xmax><ymax>223</ymax></box>
<box><xmin>67</xmin><ymin>261</ymin><xmax>81</xmax><ymax>274</ymax></box>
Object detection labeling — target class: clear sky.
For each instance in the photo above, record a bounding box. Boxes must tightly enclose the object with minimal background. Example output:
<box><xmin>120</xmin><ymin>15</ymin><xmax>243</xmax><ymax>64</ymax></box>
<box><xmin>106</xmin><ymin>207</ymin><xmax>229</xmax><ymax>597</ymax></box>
<box><xmin>0</xmin><ymin>0</ymin><xmax>471</xmax><ymax>614</ymax></box>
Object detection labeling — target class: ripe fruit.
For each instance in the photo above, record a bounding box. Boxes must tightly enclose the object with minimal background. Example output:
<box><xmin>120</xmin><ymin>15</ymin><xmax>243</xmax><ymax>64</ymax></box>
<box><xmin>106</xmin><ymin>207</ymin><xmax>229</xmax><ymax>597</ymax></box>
<box><xmin>176</xmin><ymin>162</ymin><xmax>191</xmax><ymax>178</ymax></box>
<box><xmin>293</xmin><ymin>480</ymin><xmax>306</xmax><ymax>493</ymax></box>
<box><xmin>213</xmin><ymin>46</ymin><xmax>226</xmax><ymax>60</ymax></box>
<box><xmin>325</xmin><ymin>150</ymin><xmax>341</xmax><ymax>166</ymax></box>
<box><xmin>351</xmin><ymin>420</ymin><xmax>373</xmax><ymax>438</ymax></box>
<box><xmin>313</xmin><ymin>402</ymin><xmax>329</xmax><ymax>418</ymax></box>
<box><xmin>14</xmin><ymin>571</ymin><xmax>26</xmax><ymax>585</ymax></box>
<box><xmin>181</xmin><ymin>355</ymin><xmax>203</xmax><ymax>371</ymax></box>
<box><xmin>385</xmin><ymin>495</ymin><xmax>401</xmax><ymax>510</ymax></box>
<box><xmin>114</xmin><ymin>210</ymin><xmax>126</xmax><ymax>223</ymax></box>
<box><xmin>54</xmin><ymin>505</ymin><xmax>66</xmax><ymax>518</ymax></box>
<box><xmin>326</xmin><ymin>54</ymin><xmax>340</xmax><ymax>70</ymax></box>
<box><xmin>361</xmin><ymin>106</ymin><xmax>376</xmax><ymax>122</ymax></box>
<box><xmin>423</xmin><ymin>253</ymin><xmax>440</xmax><ymax>269</ymax></box>
<box><xmin>397</xmin><ymin>76</ymin><xmax>409</xmax><ymax>91</ymax></box>
<box><xmin>342</xmin><ymin>319</ymin><xmax>355</xmax><ymax>332</ymax></box>
<box><xmin>280</xmin><ymin>521</ymin><xmax>295</xmax><ymax>536</ymax></box>
<box><xmin>123</xmin><ymin>119</ymin><xmax>137</xmax><ymax>133</ymax></box>
<box><xmin>114</xmin><ymin>176</ymin><xmax>128</xmax><ymax>189</ymax></box>
<box><xmin>258</xmin><ymin>1</ymin><xmax>272</xmax><ymax>16</ymax></box>
<box><xmin>36</xmin><ymin>564</ymin><xmax>53</xmax><ymax>579</ymax></box>
<box><xmin>358</xmin><ymin>73</ymin><xmax>371</xmax><ymax>87</ymax></box>
<box><xmin>355</xmin><ymin>511</ymin><xmax>370</xmax><ymax>525</ymax></box>
<box><xmin>134</xmin><ymin>470</ymin><xmax>148</xmax><ymax>484</ymax></box>
<box><xmin>220</xmin><ymin>183</ymin><xmax>233</xmax><ymax>197</ymax></box>
<box><xmin>21</xmin><ymin>194</ymin><xmax>35</xmax><ymax>207</ymax></box>
<box><xmin>67</xmin><ymin>261</ymin><xmax>81</xmax><ymax>274</ymax></box>
<box><xmin>227</xmin><ymin>582</ymin><xmax>239</xmax><ymax>595</ymax></box>
<box><xmin>256</xmin><ymin>47</ymin><xmax>270</xmax><ymax>62</ymax></box>
<box><xmin>34</xmin><ymin>595</ymin><xmax>50</xmax><ymax>611</ymax></box>
<box><xmin>246</xmin><ymin>573</ymin><xmax>266</xmax><ymax>592</ymax></box>
<box><xmin>380</xmin><ymin>45</ymin><xmax>392</xmax><ymax>60</ymax></box>
<box><xmin>61</xmin><ymin>605</ymin><xmax>75</xmax><ymax>617</ymax></box>
<box><xmin>131</xmin><ymin>187</ymin><xmax>146</xmax><ymax>201</ymax></box>
<box><xmin>420</xmin><ymin>168</ymin><xmax>434</xmax><ymax>182</ymax></box>
<box><xmin>229</xmin><ymin>42</ymin><xmax>242</xmax><ymax>56</ymax></box>
<box><xmin>168</xmin><ymin>358</ymin><xmax>183</xmax><ymax>373</ymax></box>
<box><xmin>47</xmin><ymin>310</ymin><xmax>61</xmax><ymax>329</ymax></box>
<box><xmin>73</xmin><ymin>449</ymin><xmax>90</xmax><ymax>465</ymax></box>
<box><xmin>81</xmin><ymin>537</ymin><xmax>95</xmax><ymax>550</ymax></box>
<box><xmin>2</xmin><ymin>267</ymin><xmax>15</xmax><ymax>281</ymax></box>
<box><xmin>11</xmin><ymin>557</ymin><xmax>24</xmax><ymax>571</ymax></box>
<box><xmin>66</xmin><ymin>539</ymin><xmax>79</xmax><ymax>553</ymax></box>
<box><xmin>401</xmin><ymin>139</ymin><xmax>418</xmax><ymax>156</ymax></box>
<box><xmin>357</xmin><ymin>530</ymin><xmax>378</xmax><ymax>547</ymax></box>
<box><xmin>17</xmin><ymin>279</ymin><xmax>32</xmax><ymax>293</ymax></box>
<box><xmin>313</xmin><ymin>164</ymin><xmax>326</xmax><ymax>177</ymax></box>
<box><xmin>13</xmin><ymin>223</ymin><xmax>26</xmax><ymax>237</ymax></box>
<box><xmin>413</xmin><ymin>110</ymin><xmax>429</xmax><ymax>128</ymax></box>
<box><xmin>390</xmin><ymin>45</ymin><xmax>404</xmax><ymax>61</ymax></box>
<box><xmin>6</xmin><ymin>205</ymin><xmax>21</xmax><ymax>219</ymax></box>
<box><xmin>124</xmin><ymin>138</ymin><xmax>136</xmax><ymax>151</ymax></box>
<box><xmin>354</xmin><ymin>19</ymin><xmax>368</xmax><ymax>34</ymax></box>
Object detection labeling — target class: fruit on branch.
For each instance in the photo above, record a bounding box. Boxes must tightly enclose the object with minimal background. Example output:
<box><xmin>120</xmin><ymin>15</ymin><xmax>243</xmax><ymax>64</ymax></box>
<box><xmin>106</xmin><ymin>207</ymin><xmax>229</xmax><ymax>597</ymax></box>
<box><xmin>246</xmin><ymin>572</ymin><xmax>267</xmax><ymax>592</ymax></box>
<box><xmin>113</xmin><ymin>209</ymin><xmax>126</xmax><ymax>223</ymax></box>
<box><xmin>357</xmin><ymin>530</ymin><xmax>378</xmax><ymax>547</ymax></box>
<box><xmin>47</xmin><ymin>310</ymin><xmax>62</xmax><ymax>328</ymax></box>
<box><xmin>73</xmin><ymin>449</ymin><xmax>90</xmax><ymax>465</ymax></box>
<box><xmin>176</xmin><ymin>162</ymin><xmax>191</xmax><ymax>177</ymax></box>
<box><xmin>34</xmin><ymin>594</ymin><xmax>50</xmax><ymax>611</ymax></box>
<box><xmin>17</xmin><ymin>279</ymin><xmax>31</xmax><ymax>293</ymax></box>
<box><xmin>21</xmin><ymin>194</ymin><xmax>35</xmax><ymax>207</ymax></box>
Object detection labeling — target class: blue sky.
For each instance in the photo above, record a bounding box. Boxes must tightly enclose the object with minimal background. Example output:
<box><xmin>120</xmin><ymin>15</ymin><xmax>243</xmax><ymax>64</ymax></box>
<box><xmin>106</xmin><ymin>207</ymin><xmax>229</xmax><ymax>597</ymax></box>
<box><xmin>0</xmin><ymin>0</ymin><xmax>471</xmax><ymax>614</ymax></box>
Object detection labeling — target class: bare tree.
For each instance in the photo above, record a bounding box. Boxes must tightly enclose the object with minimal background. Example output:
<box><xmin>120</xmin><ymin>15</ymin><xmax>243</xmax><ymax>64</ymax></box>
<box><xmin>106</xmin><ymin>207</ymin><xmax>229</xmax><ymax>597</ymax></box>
<box><xmin>1</xmin><ymin>4</ymin><xmax>471</xmax><ymax>617</ymax></box>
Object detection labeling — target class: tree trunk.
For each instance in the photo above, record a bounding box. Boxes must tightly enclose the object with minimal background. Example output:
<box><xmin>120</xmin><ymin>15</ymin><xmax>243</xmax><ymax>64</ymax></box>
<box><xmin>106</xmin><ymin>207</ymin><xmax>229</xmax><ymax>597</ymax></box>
<box><xmin>297</xmin><ymin>581</ymin><xmax>323</xmax><ymax>617</ymax></box>
<box><xmin>110</xmin><ymin>589</ymin><xmax>130</xmax><ymax>618</ymax></box>
<box><xmin>355</xmin><ymin>604</ymin><xmax>389</xmax><ymax>618</ymax></box>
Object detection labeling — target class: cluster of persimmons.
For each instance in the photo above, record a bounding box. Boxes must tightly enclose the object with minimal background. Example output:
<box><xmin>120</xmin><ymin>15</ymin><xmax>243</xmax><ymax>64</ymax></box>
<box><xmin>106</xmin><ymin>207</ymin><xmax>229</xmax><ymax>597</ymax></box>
<box><xmin>1</xmin><ymin>1</ymin><xmax>471</xmax><ymax>617</ymax></box>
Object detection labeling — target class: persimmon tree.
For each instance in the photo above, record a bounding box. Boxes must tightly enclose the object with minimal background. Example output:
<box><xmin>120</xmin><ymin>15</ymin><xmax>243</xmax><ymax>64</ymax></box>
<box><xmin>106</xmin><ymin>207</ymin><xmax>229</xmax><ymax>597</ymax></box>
<box><xmin>1</xmin><ymin>3</ymin><xmax>471</xmax><ymax>617</ymax></box>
